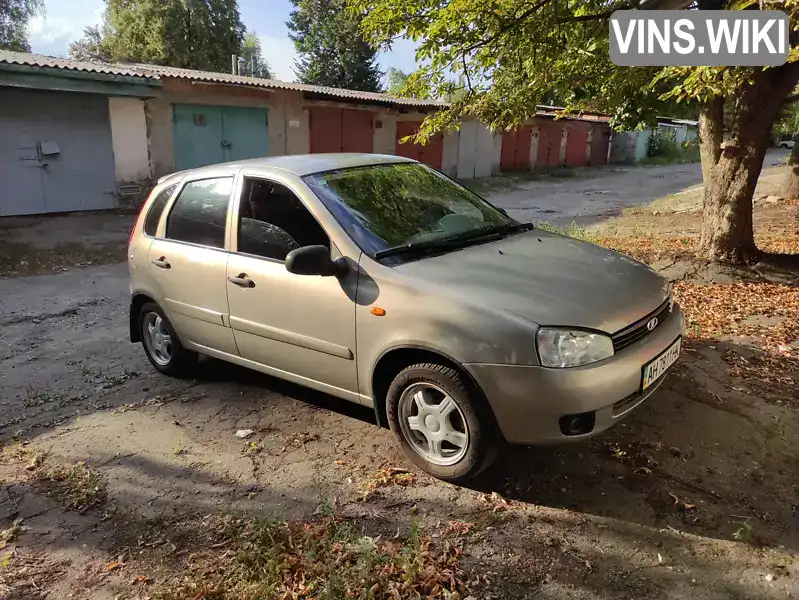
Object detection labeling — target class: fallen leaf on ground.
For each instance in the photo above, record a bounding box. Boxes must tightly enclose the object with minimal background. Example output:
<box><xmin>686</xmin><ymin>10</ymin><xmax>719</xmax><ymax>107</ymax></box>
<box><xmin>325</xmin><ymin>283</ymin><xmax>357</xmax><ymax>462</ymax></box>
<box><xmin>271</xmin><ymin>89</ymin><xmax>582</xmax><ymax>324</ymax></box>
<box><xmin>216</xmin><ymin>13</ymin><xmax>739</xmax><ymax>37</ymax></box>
<box><xmin>105</xmin><ymin>561</ymin><xmax>124</xmax><ymax>572</ymax></box>
<box><xmin>448</xmin><ymin>521</ymin><xmax>474</xmax><ymax>535</ymax></box>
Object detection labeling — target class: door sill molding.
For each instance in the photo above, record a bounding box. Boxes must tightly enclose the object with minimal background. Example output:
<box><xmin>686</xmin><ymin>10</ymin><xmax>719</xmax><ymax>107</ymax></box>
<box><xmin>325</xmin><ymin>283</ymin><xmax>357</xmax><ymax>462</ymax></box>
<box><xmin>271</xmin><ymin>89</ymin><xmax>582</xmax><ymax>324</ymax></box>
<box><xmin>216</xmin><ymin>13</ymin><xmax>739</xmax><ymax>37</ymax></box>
<box><xmin>186</xmin><ymin>341</ymin><xmax>369</xmax><ymax>406</ymax></box>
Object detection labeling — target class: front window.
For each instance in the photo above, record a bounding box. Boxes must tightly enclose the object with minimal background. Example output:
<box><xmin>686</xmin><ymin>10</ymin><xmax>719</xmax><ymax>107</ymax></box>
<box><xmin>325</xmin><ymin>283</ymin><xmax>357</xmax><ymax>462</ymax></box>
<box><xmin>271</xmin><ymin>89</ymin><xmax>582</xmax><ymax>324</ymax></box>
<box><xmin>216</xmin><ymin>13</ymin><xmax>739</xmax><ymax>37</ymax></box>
<box><xmin>304</xmin><ymin>162</ymin><xmax>514</xmax><ymax>257</ymax></box>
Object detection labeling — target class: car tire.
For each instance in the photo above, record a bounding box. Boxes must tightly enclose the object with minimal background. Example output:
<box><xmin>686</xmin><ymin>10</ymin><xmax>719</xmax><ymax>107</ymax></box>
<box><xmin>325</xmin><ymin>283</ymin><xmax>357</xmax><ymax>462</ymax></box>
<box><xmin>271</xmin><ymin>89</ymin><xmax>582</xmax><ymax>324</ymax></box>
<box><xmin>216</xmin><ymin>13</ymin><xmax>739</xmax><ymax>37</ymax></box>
<box><xmin>138</xmin><ymin>301</ymin><xmax>197</xmax><ymax>376</ymax></box>
<box><xmin>386</xmin><ymin>362</ymin><xmax>500</xmax><ymax>483</ymax></box>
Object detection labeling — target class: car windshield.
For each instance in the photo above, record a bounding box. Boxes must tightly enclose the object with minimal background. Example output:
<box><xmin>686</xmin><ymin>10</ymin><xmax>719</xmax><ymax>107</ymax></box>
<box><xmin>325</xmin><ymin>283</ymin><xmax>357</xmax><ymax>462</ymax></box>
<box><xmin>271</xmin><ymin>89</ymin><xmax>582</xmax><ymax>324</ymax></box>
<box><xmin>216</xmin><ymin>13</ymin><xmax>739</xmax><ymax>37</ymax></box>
<box><xmin>303</xmin><ymin>162</ymin><xmax>515</xmax><ymax>257</ymax></box>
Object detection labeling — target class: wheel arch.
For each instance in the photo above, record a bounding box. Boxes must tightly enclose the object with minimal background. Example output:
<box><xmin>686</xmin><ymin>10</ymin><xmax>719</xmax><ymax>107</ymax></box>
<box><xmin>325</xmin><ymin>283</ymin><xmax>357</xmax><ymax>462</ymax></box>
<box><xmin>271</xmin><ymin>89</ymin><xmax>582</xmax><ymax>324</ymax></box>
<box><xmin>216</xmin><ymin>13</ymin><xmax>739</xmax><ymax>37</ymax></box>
<box><xmin>129</xmin><ymin>292</ymin><xmax>155</xmax><ymax>343</ymax></box>
<box><xmin>370</xmin><ymin>345</ymin><xmax>491</xmax><ymax>431</ymax></box>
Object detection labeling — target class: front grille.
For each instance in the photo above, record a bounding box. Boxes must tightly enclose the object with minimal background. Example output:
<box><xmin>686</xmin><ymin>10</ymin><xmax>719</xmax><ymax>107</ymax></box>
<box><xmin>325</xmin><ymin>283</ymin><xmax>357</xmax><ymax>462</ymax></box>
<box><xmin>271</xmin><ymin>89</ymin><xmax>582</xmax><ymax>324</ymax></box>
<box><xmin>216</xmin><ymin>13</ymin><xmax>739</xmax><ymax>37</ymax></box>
<box><xmin>612</xmin><ymin>298</ymin><xmax>672</xmax><ymax>353</ymax></box>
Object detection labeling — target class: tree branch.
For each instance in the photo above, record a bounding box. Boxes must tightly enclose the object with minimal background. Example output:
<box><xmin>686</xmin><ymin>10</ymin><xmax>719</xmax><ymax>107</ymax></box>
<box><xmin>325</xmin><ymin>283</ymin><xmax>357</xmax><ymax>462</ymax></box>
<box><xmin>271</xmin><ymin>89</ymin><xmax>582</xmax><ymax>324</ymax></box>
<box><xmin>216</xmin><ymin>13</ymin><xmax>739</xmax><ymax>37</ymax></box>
<box><xmin>462</xmin><ymin>0</ymin><xmax>552</xmax><ymax>55</ymax></box>
<box><xmin>462</xmin><ymin>54</ymin><xmax>473</xmax><ymax>92</ymax></box>
<box><xmin>556</xmin><ymin>7</ymin><xmax>629</xmax><ymax>23</ymax></box>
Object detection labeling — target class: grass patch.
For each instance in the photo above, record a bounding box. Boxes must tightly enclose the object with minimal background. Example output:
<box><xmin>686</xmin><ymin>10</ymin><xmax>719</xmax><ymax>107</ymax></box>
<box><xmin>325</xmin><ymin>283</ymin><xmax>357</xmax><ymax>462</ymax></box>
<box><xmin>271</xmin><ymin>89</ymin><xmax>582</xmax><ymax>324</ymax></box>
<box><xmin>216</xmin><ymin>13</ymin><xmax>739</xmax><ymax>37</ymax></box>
<box><xmin>35</xmin><ymin>461</ymin><xmax>107</xmax><ymax>512</ymax></box>
<box><xmin>151</xmin><ymin>516</ymin><xmax>464</xmax><ymax>600</ymax></box>
<box><xmin>640</xmin><ymin>144</ymin><xmax>700</xmax><ymax>166</ymax></box>
<box><xmin>0</xmin><ymin>441</ymin><xmax>44</xmax><ymax>470</ymax></box>
<box><xmin>534</xmin><ymin>220</ymin><xmax>600</xmax><ymax>243</ymax></box>
<box><xmin>462</xmin><ymin>166</ymin><xmax>581</xmax><ymax>195</ymax></box>
<box><xmin>358</xmin><ymin>467</ymin><xmax>416</xmax><ymax>499</ymax></box>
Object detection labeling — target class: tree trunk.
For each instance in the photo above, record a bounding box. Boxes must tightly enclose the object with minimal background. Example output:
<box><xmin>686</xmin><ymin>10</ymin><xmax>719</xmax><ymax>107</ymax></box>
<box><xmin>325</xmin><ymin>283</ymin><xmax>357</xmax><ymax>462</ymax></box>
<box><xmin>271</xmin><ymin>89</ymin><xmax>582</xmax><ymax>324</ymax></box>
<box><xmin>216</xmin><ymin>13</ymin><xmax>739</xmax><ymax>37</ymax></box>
<box><xmin>699</xmin><ymin>98</ymin><xmax>723</xmax><ymax>187</ymax></box>
<box><xmin>698</xmin><ymin>64</ymin><xmax>799</xmax><ymax>264</ymax></box>
<box><xmin>780</xmin><ymin>141</ymin><xmax>799</xmax><ymax>199</ymax></box>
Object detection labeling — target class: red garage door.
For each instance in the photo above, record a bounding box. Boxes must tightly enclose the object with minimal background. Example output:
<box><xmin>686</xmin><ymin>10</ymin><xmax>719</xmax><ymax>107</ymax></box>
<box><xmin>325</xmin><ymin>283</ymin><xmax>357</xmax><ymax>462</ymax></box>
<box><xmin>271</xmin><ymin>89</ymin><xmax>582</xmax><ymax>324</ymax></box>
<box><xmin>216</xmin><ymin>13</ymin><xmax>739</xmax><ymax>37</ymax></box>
<box><xmin>395</xmin><ymin>121</ymin><xmax>443</xmax><ymax>170</ymax></box>
<box><xmin>310</xmin><ymin>107</ymin><xmax>374</xmax><ymax>154</ymax></box>
<box><xmin>536</xmin><ymin>120</ymin><xmax>564</xmax><ymax>167</ymax></box>
<box><xmin>589</xmin><ymin>124</ymin><xmax>611</xmax><ymax>166</ymax></box>
<box><xmin>500</xmin><ymin>126</ymin><xmax>533</xmax><ymax>172</ymax></box>
<box><xmin>565</xmin><ymin>121</ymin><xmax>591</xmax><ymax>166</ymax></box>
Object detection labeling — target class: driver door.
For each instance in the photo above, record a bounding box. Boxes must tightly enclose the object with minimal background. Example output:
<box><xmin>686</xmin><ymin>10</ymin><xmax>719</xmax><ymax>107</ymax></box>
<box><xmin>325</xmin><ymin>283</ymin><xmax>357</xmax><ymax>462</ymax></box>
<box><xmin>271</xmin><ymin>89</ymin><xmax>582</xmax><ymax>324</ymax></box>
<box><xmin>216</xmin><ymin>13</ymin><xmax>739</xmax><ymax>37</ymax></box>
<box><xmin>225</xmin><ymin>174</ymin><xmax>359</xmax><ymax>399</ymax></box>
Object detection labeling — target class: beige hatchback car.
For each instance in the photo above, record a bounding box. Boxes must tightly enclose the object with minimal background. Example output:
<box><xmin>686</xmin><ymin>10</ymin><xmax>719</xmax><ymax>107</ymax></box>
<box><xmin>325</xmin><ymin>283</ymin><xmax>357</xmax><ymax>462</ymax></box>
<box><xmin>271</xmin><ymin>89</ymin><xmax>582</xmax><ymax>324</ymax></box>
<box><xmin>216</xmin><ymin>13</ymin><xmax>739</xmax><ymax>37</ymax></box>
<box><xmin>128</xmin><ymin>154</ymin><xmax>684</xmax><ymax>482</ymax></box>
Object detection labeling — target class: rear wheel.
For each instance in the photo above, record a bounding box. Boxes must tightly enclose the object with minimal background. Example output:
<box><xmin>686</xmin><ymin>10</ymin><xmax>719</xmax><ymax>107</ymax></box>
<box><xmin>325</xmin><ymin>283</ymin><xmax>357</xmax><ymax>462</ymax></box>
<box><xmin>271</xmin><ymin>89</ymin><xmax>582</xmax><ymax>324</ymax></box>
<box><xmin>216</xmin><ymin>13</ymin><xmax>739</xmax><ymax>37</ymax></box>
<box><xmin>138</xmin><ymin>302</ymin><xmax>196</xmax><ymax>376</ymax></box>
<box><xmin>386</xmin><ymin>363</ymin><xmax>499</xmax><ymax>482</ymax></box>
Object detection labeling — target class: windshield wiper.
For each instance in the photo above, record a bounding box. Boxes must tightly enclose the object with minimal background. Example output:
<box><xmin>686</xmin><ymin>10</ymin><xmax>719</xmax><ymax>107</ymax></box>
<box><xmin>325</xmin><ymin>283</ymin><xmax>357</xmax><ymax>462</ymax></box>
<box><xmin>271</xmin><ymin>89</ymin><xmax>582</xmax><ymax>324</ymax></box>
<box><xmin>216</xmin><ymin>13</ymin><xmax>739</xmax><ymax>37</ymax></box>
<box><xmin>374</xmin><ymin>221</ymin><xmax>534</xmax><ymax>259</ymax></box>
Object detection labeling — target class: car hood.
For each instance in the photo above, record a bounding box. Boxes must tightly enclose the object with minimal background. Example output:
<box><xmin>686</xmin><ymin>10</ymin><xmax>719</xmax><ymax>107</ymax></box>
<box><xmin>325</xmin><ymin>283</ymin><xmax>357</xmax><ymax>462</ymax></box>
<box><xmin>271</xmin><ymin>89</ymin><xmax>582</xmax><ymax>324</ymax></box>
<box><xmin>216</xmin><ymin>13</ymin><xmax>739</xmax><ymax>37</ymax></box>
<box><xmin>395</xmin><ymin>229</ymin><xmax>669</xmax><ymax>334</ymax></box>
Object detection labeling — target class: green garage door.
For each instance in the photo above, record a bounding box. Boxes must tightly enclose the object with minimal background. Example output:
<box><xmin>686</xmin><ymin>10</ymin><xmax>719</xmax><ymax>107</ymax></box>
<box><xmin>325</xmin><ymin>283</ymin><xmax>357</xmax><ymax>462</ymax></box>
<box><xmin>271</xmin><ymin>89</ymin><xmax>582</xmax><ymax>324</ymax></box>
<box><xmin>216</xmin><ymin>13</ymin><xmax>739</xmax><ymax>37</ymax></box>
<box><xmin>173</xmin><ymin>104</ymin><xmax>268</xmax><ymax>171</ymax></box>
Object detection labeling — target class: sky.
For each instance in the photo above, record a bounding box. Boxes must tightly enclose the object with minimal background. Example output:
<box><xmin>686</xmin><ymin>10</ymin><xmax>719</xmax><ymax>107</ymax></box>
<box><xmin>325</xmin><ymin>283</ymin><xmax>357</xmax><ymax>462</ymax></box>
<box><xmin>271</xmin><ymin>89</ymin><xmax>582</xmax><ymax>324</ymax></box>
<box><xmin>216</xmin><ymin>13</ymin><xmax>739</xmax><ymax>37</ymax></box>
<box><xmin>27</xmin><ymin>0</ymin><xmax>420</xmax><ymax>83</ymax></box>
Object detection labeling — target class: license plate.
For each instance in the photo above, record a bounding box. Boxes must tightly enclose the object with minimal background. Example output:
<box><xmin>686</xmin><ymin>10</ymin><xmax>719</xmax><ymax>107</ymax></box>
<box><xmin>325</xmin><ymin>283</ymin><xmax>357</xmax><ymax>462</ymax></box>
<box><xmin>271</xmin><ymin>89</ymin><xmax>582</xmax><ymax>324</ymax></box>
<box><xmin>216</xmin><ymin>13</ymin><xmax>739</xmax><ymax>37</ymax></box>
<box><xmin>641</xmin><ymin>337</ymin><xmax>681</xmax><ymax>390</ymax></box>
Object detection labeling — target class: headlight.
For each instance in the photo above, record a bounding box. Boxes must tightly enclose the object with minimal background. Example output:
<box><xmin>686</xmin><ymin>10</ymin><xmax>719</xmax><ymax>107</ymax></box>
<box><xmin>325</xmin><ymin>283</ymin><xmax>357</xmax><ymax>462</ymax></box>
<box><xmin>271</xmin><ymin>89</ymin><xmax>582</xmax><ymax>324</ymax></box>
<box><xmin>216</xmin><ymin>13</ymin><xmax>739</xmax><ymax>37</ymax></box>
<box><xmin>536</xmin><ymin>328</ymin><xmax>614</xmax><ymax>368</ymax></box>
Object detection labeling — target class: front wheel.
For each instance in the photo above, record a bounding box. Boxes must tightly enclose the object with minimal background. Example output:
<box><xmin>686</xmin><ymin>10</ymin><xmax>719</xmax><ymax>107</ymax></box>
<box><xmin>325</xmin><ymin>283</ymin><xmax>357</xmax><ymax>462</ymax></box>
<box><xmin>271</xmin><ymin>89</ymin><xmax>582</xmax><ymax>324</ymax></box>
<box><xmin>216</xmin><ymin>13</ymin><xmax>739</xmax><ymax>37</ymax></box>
<box><xmin>386</xmin><ymin>363</ymin><xmax>500</xmax><ymax>482</ymax></box>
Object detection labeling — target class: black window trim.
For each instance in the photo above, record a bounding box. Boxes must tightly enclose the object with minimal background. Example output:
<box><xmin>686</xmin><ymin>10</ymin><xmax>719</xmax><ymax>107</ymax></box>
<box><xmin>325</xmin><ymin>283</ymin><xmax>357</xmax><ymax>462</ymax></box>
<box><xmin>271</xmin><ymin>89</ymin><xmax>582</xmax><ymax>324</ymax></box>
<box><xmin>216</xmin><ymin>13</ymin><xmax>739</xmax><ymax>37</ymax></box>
<box><xmin>232</xmin><ymin>174</ymin><xmax>332</xmax><ymax>265</ymax></box>
<box><xmin>142</xmin><ymin>183</ymin><xmax>178</xmax><ymax>239</ymax></box>
<box><xmin>162</xmin><ymin>175</ymin><xmax>235</xmax><ymax>251</ymax></box>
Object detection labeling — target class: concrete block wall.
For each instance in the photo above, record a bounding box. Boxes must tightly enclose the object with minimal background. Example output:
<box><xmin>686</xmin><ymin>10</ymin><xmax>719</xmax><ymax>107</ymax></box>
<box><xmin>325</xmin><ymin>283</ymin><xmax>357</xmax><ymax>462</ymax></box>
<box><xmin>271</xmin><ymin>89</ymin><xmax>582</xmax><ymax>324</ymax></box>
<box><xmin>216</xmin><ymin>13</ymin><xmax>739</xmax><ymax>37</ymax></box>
<box><xmin>609</xmin><ymin>130</ymin><xmax>639</xmax><ymax>164</ymax></box>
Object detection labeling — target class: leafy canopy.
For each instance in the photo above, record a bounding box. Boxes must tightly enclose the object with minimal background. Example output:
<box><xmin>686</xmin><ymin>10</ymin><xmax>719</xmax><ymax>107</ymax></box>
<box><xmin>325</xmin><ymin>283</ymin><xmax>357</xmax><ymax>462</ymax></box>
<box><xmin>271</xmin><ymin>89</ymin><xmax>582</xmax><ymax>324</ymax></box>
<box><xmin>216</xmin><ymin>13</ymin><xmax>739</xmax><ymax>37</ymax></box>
<box><xmin>69</xmin><ymin>0</ymin><xmax>244</xmax><ymax>73</ymax></box>
<box><xmin>386</xmin><ymin>67</ymin><xmax>409</xmax><ymax>95</ymax></box>
<box><xmin>240</xmin><ymin>30</ymin><xmax>273</xmax><ymax>78</ymax></box>
<box><xmin>348</xmin><ymin>0</ymin><xmax>795</xmax><ymax>137</ymax></box>
<box><xmin>0</xmin><ymin>0</ymin><xmax>43</xmax><ymax>52</ymax></box>
<box><xmin>288</xmin><ymin>0</ymin><xmax>382</xmax><ymax>91</ymax></box>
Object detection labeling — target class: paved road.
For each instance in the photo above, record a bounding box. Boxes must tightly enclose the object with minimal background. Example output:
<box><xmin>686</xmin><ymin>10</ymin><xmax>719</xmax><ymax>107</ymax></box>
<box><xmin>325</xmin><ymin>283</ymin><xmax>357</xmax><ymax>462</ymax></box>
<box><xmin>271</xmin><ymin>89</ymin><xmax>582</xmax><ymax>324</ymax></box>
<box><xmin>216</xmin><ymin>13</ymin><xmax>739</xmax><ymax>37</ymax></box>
<box><xmin>487</xmin><ymin>149</ymin><xmax>788</xmax><ymax>227</ymax></box>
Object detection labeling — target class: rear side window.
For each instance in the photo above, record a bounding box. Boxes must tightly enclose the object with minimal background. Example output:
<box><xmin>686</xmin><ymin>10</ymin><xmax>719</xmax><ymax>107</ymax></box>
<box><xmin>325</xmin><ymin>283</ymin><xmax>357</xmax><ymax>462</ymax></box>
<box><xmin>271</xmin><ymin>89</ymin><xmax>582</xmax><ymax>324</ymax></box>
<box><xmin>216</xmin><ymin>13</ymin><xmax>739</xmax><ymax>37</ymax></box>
<box><xmin>165</xmin><ymin>177</ymin><xmax>233</xmax><ymax>249</ymax></box>
<box><xmin>143</xmin><ymin>184</ymin><xmax>176</xmax><ymax>236</ymax></box>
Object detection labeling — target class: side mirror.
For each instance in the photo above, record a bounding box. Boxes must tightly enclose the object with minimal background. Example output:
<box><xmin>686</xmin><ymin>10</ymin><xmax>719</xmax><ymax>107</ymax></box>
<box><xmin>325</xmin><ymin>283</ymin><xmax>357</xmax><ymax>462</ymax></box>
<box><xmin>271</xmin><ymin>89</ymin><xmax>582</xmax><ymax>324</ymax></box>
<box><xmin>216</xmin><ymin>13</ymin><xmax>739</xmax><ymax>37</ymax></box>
<box><xmin>285</xmin><ymin>245</ymin><xmax>348</xmax><ymax>277</ymax></box>
<box><xmin>497</xmin><ymin>207</ymin><xmax>508</xmax><ymax>216</ymax></box>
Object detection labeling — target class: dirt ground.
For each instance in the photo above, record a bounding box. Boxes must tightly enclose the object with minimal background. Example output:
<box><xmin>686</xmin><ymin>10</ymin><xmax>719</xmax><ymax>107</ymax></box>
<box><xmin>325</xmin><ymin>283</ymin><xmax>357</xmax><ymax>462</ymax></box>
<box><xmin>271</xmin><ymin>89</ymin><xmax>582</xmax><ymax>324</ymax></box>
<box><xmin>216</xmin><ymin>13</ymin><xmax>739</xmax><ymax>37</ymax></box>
<box><xmin>1</xmin><ymin>155</ymin><xmax>798</xmax><ymax>600</ymax></box>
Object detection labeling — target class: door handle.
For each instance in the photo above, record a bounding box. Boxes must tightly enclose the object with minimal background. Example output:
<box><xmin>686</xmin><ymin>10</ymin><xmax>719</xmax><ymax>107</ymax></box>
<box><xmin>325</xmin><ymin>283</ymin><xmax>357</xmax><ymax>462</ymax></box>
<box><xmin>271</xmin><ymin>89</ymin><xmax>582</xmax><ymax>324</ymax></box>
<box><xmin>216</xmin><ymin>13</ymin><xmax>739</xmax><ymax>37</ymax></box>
<box><xmin>228</xmin><ymin>274</ymin><xmax>255</xmax><ymax>288</ymax></box>
<box><xmin>152</xmin><ymin>257</ymin><xmax>171</xmax><ymax>269</ymax></box>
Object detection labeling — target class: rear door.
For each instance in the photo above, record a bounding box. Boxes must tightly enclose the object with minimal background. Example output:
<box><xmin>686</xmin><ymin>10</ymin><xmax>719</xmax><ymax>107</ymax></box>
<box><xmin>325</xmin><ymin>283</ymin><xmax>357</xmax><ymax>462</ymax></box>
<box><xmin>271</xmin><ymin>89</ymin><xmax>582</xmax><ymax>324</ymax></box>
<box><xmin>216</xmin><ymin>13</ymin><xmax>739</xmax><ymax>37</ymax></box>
<box><xmin>148</xmin><ymin>175</ymin><xmax>238</xmax><ymax>355</ymax></box>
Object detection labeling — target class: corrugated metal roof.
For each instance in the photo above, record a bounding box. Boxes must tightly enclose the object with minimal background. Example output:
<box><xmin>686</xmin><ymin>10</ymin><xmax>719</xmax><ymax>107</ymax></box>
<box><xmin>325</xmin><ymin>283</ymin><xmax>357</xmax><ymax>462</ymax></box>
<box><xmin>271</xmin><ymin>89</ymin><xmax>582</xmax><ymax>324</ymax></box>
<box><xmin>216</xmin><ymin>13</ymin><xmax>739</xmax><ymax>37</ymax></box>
<box><xmin>0</xmin><ymin>50</ymin><xmax>444</xmax><ymax>107</ymax></box>
<box><xmin>0</xmin><ymin>51</ymin><xmax>619</xmax><ymax>120</ymax></box>
<box><xmin>129</xmin><ymin>63</ymin><xmax>445</xmax><ymax>107</ymax></box>
<box><xmin>0</xmin><ymin>50</ymin><xmax>158</xmax><ymax>78</ymax></box>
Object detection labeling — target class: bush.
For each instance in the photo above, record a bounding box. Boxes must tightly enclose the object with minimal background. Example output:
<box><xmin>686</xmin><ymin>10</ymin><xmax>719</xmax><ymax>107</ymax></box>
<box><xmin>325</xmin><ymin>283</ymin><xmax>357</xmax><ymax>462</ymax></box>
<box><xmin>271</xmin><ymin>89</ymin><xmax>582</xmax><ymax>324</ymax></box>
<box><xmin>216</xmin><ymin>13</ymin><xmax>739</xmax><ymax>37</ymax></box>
<box><xmin>644</xmin><ymin>128</ymin><xmax>699</xmax><ymax>165</ymax></box>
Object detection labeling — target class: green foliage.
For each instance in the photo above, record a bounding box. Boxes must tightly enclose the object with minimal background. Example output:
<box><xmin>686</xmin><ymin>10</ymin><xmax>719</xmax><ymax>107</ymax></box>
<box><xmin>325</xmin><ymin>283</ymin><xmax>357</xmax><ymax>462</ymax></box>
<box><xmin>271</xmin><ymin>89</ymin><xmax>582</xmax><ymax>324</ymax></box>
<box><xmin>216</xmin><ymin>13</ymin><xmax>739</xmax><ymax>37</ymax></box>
<box><xmin>645</xmin><ymin>128</ymin><xmax>700</xmax><ymax>164</ymax></box>
<box><xmin>775</xmin><ymin>100</ymin><xmax>799</xmax><ymax>137</ymax></box>
<box><xmin>648</xmin><ymin>128</ymin><xmax>676</xmax><ymax>157</ymax></box>
<box><xmin>240</xmin><ymin>30</ymin><xmax>273</xmax><ymax>78</ymax></box>
<box><xmin>386</xmin><ymin>66</ymin><xmax>408</xmax><ymax>95</ymax></box>
<box><xmin>348</xmin><ymin>0</ymin><xmax>792</xmax><ymax>141</ymax></box>
<box><xmin>152</xmin><ymin>516</ymin><xmax>464</xmax><ymax>599</ymax></box>
<box><xmin>0</xmin><ymin>0</ymin><xmax>43</xmax><ymax>51</ymax></box>
<box><xmin>288</xmin><ymin>0</ymin><xmax>382</xmax><ymax>91</ymax></box>
<box><xmin>69</xmin><ymin>24</ymin><xmax>111</xmax><ymax>62</ymax></box>
<box><xmin>68</xmin><ymin>0</ymin><xmax>244</xmax><ymax>73</ymax></box>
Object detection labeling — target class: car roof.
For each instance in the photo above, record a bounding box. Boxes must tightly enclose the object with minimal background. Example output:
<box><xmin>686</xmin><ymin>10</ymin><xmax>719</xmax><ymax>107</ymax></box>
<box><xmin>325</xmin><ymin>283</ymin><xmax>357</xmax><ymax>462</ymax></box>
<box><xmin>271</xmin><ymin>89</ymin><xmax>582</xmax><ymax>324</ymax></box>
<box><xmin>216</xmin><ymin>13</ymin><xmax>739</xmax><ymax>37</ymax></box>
<box><xmin>176</xmin><ymin>153</ymin><xmax>417</xmax><ymax>179</ymax></box>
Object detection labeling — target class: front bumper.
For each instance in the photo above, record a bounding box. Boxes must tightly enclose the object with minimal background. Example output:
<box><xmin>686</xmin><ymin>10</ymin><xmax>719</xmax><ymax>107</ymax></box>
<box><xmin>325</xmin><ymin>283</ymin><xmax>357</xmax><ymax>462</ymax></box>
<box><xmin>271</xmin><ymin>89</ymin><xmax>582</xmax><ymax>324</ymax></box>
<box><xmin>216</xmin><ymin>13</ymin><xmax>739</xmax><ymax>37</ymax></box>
<box><xmin>466</xmin><ymin>303</ymin><xmax>685</xmax><ymax>445</ymax></box>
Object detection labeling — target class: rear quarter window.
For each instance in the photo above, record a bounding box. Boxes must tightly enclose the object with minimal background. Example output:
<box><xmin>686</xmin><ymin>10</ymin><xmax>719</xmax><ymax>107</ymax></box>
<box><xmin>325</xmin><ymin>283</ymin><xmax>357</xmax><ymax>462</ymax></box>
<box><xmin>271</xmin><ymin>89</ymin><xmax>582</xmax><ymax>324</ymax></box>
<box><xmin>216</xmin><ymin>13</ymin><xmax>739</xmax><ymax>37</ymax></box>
<box><xmin>165</xmin><ymin>177</ymin><xmax>233</xmax><ymax>249</ymax></box>
<box><xmin>143</xmin><ymin>185</ymin><xmax>177</xmax><ymax>237</ymax></box>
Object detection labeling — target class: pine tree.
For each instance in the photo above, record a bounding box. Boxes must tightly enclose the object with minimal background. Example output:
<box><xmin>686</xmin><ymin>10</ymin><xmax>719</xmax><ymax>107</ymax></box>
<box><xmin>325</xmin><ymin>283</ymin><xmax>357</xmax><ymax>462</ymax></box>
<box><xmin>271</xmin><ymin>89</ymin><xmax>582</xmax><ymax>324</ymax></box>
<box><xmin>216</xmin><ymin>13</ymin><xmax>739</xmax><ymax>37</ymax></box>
<box><xmin>69</xmin><ymin>0</ymin><xmax>244</xmax><ymax>73</ymax></box>
<box><xmin>287</xmin><ymin>0</ymin><xmax>382</xmax><ymax>92</ymax></box>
